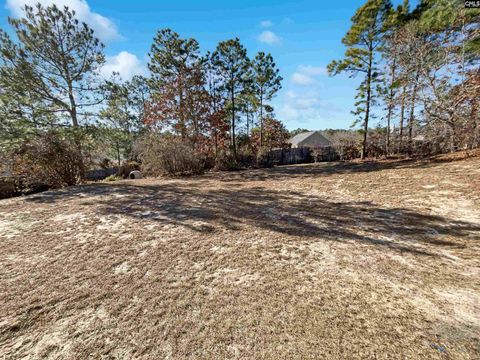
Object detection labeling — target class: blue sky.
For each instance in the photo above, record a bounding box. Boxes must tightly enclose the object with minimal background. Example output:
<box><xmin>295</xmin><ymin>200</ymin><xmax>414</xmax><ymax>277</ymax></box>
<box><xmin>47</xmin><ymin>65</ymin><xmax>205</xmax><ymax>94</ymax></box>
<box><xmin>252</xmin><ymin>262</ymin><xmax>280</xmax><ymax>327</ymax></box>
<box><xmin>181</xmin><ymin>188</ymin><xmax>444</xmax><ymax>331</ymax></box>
<box><xmin>0</xmin><ymin>0</ymin><xmax>408</xmax><ymax>131</ymax></box>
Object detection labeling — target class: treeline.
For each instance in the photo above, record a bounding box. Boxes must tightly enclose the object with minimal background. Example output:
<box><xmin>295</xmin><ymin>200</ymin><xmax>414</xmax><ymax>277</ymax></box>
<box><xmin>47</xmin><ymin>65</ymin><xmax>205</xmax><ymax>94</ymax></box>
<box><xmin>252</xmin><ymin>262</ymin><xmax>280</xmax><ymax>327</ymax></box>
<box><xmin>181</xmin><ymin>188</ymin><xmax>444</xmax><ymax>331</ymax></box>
<box><xmin>329</xmin><ymin>0</ymin><xmax>479</xmax><ymax>158</ymax></box>
<box><xmin>0</xmin><ymin>3</ymin><xmax>289</xmax><ymax>189</ymax></box>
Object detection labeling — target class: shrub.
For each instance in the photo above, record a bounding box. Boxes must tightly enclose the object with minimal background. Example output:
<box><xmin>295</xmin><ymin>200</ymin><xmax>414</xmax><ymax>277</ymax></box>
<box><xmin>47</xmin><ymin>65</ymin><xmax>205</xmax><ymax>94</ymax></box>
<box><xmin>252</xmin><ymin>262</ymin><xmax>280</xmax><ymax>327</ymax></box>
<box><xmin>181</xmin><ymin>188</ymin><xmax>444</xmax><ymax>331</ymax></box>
<box><xmin>10</xmin><ymin>132</ymin><xmax>84</xmax><ymax>192</ymax></box>
<box><xmin>256</xmin><ymin>148</ymin><xmax>274</xmax><ymax>168</ymax></box>
<box><xmin>213</xmin><ymin>150</ymin><xmax>241</xmax><ymax>171</ymax></box>
<box><xmin>0</xmin><ymin>177</ymin><xmax>16</xmax><ymax>199</ymax></box>
<box><xmin>136</xmin><ymin>133</ymin><xmax>204</xmax><ymax>176</ymax></box>
<box><xmin>213</xmin><ymin>147</ymin><xmax>263</xmax><ymax>170</ymax></box>
<box><xmin>104</xmin><ymin>174</ymin><xmax>119</xmax><ymax>182</ymax></box>
<box><xmin>237</xmin><ymin>147</ymin><xmax>256</xmax><ymax>168</ymax></box>
<box><xmin>117</xmin><ymin>160</ymin><xmax>140</xmax><ymax>179</ymax></box>
<box><xmin>330</xmin><ymin>131</ymin><xmax>362</xmax><ymax>160</ymax></box>
<box><xmin>340</xmin><ymin>144</ymin><xmax>361</xmax><ymax>160</ymax></box>
<box><xmin>99</xmin><ymin>158</ymin><xmax>112</xmax><ymax>169</ymax></box>
<box><xmin>365</xmin><ymin>142</ymin><xmax>385</xmax><ymax>159</ymax></box>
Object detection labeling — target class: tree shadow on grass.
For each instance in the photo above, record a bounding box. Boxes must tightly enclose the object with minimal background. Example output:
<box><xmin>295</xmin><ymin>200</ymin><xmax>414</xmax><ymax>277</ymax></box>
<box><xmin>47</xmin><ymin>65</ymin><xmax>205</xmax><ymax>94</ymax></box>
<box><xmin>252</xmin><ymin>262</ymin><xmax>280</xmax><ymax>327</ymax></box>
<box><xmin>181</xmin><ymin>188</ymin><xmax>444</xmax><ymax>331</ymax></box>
<box><xmin>26</xmin><ymin>181</ymin><xmax>480</xmax><ymax>258</ymax></box>
<box><xmin>206</xmin><ymin>156</ymin><xmax>478</xmax><ymax>183</ymax></box>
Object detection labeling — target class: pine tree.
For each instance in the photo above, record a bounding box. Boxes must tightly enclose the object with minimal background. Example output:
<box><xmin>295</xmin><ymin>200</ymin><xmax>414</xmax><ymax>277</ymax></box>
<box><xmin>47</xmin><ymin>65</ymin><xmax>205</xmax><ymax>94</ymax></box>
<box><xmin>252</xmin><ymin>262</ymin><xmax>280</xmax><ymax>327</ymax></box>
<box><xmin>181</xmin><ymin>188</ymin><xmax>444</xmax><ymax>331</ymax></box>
<box><xmin>417</xmin><ymin>0</ymin><xmax>480</xmax><ymax>149</ymax></box>
<box><xmin>211</xmin><ymin>38</ymin><xmax>250</xmax><ymax>157</ymax></box>
<box><xmin>251</xmin><ymin>52</ymin><xmax>282</xmax><ymax>148</ymax></box>
<box><xmin>2</xmin><ymin>4</ymin><xmax>105</xmax><ymax>128</ymax></box>
<box><xmin>100</xmin><ymin>80</ymin><xmax>135</xmax><ymax>165</ymax></box>
<box><xmin>0</xmin><ymin>4</ymin><xmax>106</xmax><ymax>176</ymax></box>
<box><xmin>328</xmin><ymin>0</ymin><xmax>392</xmax><ymax>159</ymax></box>
<box><xmin>0</xmin><ymin>30</ymin><xmax>54</xmax><ymax>149</ymax></box>
<box><xmin>128</xmin><ymin>75</ymin><xmax>150</xmax><ymax>127</ymax></box>
<box><xmin>148</xmin><ymin>28</ymin><xmax>202</xmax><ymax>140</ymax></box>
<box><xmin>204</xmin><ymin>53</ymin><xmax>230</xmax><ymax>156</ymax></box>
<box><xmin>381</xmin><ymin>0</ymin><xmax>410</xmax><ymax>153</ymax></box>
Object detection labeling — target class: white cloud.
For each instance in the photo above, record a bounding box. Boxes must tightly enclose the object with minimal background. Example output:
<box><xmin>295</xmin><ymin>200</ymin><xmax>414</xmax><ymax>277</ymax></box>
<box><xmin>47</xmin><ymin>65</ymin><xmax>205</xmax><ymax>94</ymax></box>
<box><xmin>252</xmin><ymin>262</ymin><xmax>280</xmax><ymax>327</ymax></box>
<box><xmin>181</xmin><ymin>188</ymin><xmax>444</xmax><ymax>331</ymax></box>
<box><xmin>6</xmin><ymin>0</ymin><xmax>120</xmax><ymax>41</ymax></box>
<box><xmin>298</xmin><ymin>65</ymin><xmax>327</xmax><ymax>76</ymax></box>
<box><xmin>286</xmin><ymin>90</ymin><xmax>296</xmax><ymax>99</ymax></box>
<box><xmin>283</xmin><ymin>91</ymin><xmax>321</xmax><ymax>110</ymax></box>
<box><xmin>291</xmin><ymin>72</ymin><xmax>314</xmax><ymax>86</ymax></box>
<box><xmin>100</xmin><ymin>51</ymin><xmax>146</xmax><ymax>80</ymax></box>
<box><xmin>260</xmin><ymin>20</ymin><xmax>272</xmax><ymax>28</ymax></box>
<box><xmin>276</xmin><ymin>89</ymin><xmax>341</xmax><ymax>127</ymax></box>
<box><xmin>291</xmin><ymin>65</ymin><xmax>327</xmax><ymax>86</ymax></box>
<box><xmin>258</xmin><ymin>30</ymin><xmax>281</xmax><ymax>45</ymax></box>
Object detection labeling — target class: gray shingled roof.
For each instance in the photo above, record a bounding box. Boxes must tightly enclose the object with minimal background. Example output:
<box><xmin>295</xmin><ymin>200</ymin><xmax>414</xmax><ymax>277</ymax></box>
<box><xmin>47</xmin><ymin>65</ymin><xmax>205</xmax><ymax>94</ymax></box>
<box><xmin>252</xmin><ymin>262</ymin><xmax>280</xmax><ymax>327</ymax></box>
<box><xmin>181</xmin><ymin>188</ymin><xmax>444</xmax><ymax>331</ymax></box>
<box><xmin>288</xmin><ymin>131</ymin><xmax>316</xmax><ymax>145</ymax></box>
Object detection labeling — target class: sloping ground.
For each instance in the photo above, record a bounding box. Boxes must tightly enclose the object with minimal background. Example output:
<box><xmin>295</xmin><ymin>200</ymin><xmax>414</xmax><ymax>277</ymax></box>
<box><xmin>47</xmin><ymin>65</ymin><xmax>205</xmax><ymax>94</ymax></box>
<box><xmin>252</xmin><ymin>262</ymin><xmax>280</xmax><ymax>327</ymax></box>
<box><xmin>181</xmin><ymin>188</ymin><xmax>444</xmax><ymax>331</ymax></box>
<box><xmin>0</xmin><ymin>155</ymin><xmax>479</xmax><ymax>359</ymax></box>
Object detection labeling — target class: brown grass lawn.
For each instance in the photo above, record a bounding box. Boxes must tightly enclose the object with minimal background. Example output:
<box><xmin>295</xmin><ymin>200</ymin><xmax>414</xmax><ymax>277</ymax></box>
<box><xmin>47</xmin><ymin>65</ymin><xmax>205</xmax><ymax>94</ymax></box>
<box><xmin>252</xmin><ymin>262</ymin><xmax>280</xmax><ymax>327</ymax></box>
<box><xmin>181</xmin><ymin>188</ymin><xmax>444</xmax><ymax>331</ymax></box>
<box><xmin>1</xmin><ymin>154</ymin><xmax>479</xmax><ymax>359</ymax></box>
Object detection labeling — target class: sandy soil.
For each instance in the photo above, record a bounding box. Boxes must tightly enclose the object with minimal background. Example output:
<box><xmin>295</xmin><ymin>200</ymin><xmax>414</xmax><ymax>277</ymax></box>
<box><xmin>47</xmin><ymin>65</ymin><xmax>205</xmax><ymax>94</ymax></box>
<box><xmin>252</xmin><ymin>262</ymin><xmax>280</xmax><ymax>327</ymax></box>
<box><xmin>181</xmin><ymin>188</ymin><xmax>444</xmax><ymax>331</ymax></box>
<box><xmin>0</xmin><ymin>154</ymin><xmax>479</xmax><ymax>359</ymax></box>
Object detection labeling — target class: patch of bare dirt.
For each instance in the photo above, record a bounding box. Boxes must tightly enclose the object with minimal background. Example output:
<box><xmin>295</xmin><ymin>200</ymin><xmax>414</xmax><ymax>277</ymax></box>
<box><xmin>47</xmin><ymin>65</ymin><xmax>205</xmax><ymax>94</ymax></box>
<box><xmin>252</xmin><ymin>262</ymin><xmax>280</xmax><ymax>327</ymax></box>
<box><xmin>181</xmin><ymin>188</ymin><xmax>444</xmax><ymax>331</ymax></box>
<box><xmin>0</xmin><ymin>155</ymin><xmax>479</xmax><ymax>359</ymax></box>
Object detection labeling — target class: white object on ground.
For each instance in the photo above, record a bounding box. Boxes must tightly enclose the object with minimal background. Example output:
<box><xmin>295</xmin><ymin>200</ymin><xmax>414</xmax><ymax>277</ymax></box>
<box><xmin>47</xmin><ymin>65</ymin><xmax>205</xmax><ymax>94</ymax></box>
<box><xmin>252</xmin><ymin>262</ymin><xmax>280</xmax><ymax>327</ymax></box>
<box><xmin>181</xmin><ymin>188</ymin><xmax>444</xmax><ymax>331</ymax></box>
<box><xmin>129</xmin><ymin>170</ymin><xmax>142</xmax><ymax>179</ymax></box>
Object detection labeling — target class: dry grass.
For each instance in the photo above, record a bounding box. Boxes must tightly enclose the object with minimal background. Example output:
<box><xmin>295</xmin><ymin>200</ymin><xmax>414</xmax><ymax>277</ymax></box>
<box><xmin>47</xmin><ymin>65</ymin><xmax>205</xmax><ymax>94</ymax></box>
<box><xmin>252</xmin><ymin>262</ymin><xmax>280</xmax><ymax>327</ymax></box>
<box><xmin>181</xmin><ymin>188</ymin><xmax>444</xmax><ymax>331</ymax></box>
<box><xmin>1</xmin><ymin>154</ymin><xmax>479</xmax><ymax>359</ymax></box>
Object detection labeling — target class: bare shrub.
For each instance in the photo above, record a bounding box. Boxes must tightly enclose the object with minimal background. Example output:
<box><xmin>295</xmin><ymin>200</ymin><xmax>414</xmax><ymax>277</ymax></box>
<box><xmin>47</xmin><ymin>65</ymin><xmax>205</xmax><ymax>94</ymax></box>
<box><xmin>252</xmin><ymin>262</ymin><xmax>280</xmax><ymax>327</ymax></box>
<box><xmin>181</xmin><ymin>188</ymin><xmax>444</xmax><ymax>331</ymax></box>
<box><xmin>213</xmin><ymin>147</ymin><xmax>268</xmax><ymax>170</ymax></box>
<box><xmin>0</xmin><ymin>178</ymin><xmax>16</xmax><ymax>199</ymax></box>
<box><xmin>329</xmin><ymin>131</ymin><xmax>362</xmax><ymax>160</ymax></box>
<box><xmin>99</xmin><ymin>158</ymin><xmax>112</xmax><ymax>169</ymax></box>
<box><xmin>136</xmin><ymin>133</ymin><xmax>204</xmax><ymax>176</ymax></box>
<box><xmin>213</xmin><ymin>150</ymin><xmax>240</xmax><ymax>171</ymax></box>
<box><xmin>256</xmin><ymin>148</ymin><xmax>274</xmax><ymax>168</ymax></box>
<box><xmin>117</xmin><ymin>161</ymin><xmax>141</xmax><ymax>179</ymax></box>
<box><xmin>10</xmin><ymin>132</ymin><xmax>84</xmax><ymax>192</ymax></box>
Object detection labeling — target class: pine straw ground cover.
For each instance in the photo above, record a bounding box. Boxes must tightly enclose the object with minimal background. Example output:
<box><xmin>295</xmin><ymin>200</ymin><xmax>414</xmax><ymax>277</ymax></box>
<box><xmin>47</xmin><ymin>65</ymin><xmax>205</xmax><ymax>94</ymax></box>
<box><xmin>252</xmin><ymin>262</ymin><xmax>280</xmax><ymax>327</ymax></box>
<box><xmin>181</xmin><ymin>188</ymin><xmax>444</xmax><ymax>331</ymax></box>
<box><xmin>0</xmin><ymin>152</ymin><xmax>479</xmax><ymax>359</ymax></box>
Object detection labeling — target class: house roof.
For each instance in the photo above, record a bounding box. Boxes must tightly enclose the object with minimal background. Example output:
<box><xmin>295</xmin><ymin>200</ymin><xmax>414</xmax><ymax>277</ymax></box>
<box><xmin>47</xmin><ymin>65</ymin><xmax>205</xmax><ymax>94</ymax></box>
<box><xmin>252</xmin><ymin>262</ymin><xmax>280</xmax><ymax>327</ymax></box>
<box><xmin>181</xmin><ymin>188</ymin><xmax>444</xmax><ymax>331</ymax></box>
<box><xmin>289</xmin><ymin>131</ymin><xmax>331</xmax><ymax>146</ymax></box>
<box><xmin>289</xmin><ymin>131</ymin><xmax>316</xmax><ymax>145</ymax></box>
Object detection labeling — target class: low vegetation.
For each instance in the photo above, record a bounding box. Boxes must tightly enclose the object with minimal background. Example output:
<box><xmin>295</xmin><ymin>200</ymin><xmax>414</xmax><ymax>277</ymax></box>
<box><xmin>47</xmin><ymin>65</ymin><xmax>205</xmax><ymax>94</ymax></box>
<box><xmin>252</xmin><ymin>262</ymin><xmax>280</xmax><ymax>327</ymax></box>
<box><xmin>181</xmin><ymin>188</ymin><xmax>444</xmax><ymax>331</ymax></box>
<box><xmin>1</xmin><ymin>1</ymin><xmax>477</xmax><ymax>197</ymax></box>
<box><xmin>136</xmin><ymin>133</ymin><xmax>204</xmax><ymax>176</ymax></box>
<box><xmin>0</xmin><ymin>1</ymin><xmax>478</xmax><ymax>357</ymax></box>
<box><xmin>0</xmin><ymin>152</ymin><xmax>479</xmax><ymax>359</ymax></box>
<box><xmin>7</xmin><ymin>132</ymin><xmax>84</xmax><ymax>193</ymax></box>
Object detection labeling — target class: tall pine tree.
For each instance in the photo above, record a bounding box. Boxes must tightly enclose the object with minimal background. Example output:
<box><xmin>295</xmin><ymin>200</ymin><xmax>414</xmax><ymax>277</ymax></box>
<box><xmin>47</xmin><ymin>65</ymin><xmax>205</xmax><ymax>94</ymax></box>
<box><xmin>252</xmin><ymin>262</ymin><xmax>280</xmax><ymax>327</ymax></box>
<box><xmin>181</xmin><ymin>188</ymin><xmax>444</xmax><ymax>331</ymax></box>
<box><xmin>328</xmin><ymin>0</ymin><xmax>392</xmax><ymax>159</ymax></box>
<box><xmin>251</xmin><ymin>52</ymin><xmax>282</xmax><ymax>148</ymax></box>
<box><xmin>0</xmin><ymin>4</ymin><xmax>106</xmax><ymax>176</ymax></box>
<box><xmin>148</xmin><ymin>29</ymin><xmax>202</xmax><ymax>140</ymax></box>
<box><xmin>211</xmin><ymin>38</ymin><xmax>250</xmax><ymax>157</ymax></box>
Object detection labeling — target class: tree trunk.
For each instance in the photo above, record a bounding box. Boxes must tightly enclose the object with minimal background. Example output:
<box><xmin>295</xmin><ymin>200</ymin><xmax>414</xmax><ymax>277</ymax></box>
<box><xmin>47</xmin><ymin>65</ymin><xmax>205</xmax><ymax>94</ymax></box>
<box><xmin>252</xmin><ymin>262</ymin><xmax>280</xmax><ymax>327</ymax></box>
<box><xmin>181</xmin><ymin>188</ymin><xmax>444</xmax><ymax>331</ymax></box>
<box><xmin>68</xmin><ymin>91</ymin><xmax>79</xmax><ymax>128</ymax></box>
<box><xmin>386</xmin><ymin>107</ymin><xmax>392</xmax><ymax>155</ymax></box>
<box><xmin>231</xmin><ymin>88</ymin><xmax>236</xmax><ymax>158</ymax></box>
<box><xmin>450</xmin><ymin>120</ymin><xmax>459</xmax><ymax>152</ymax></box>
<box><xmin>399</xmin><ymin>86</ymin><xmax>406</xmax><ymax>152</ymax></box>
<box><xmin>179</xmin><ymin>80</ymin><xmax>186</xmax><ymax>140</ymax></box>
<box><xmin>469</xmin><ymin>97</ymin><xmax>478</xmax><ymax>149</ymax></box>
<box><xmin>68</xmin><ymin>81</ymin><xmax>85</xmax><ymax>181</ymax></box>
<box><xmin>408</xmin><ymin>74</ymin><xmax>419</xmax><ymax>150</ymax></box>
<box><xmin>214</xmin><ymin>130</ymin><xmax>218</xmax><ymax>158</ymax></box>
<box><xmin>260</xmin><ymin>88</ymin><xmax>264</xmax><ymax>149</ymax></box>
<box><xmin>117</xmin><ymin>145</ymin><xmax>121</xmax><ymax>166</ymax></box>
<box><xmin>246</xmin><ymin>107</ymin><xmax>250</xmax><ymax>136</ymax></box>
<box><xmin>362</xmin><ymin>44</ymin><xmax>374</xmax><ymax>160</ymax></box>
<box><xmin>386</xmin><ymin>57</ymin><xmax>396</xmax><ymax>155</ymax></box>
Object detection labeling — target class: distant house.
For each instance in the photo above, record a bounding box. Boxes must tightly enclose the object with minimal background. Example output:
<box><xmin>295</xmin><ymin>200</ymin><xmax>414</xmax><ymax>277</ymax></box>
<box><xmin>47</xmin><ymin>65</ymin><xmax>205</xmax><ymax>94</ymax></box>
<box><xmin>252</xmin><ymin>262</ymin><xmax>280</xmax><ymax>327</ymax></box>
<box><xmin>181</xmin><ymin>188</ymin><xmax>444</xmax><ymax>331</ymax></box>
<box><xmin>289</xmin><ymin>131</ymin><xmax>331</xmax><ymax>148</ymax></box>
